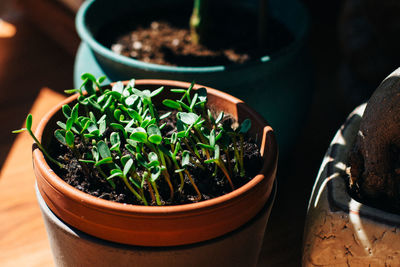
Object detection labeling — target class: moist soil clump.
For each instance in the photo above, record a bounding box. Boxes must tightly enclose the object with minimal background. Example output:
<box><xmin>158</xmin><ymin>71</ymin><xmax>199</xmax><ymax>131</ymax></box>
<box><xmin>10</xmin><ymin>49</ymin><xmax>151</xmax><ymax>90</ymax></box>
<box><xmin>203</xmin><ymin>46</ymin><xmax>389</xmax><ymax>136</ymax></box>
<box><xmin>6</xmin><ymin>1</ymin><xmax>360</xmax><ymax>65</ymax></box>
<box><xmin>48</xmin><ymin>112</ymin><xmax>263</xmax><ymax>206</ymax></box>
<box><xmin>98</xmin><ymin>5</ymin><xmax>293</xmax><ymax>66</ymax></box>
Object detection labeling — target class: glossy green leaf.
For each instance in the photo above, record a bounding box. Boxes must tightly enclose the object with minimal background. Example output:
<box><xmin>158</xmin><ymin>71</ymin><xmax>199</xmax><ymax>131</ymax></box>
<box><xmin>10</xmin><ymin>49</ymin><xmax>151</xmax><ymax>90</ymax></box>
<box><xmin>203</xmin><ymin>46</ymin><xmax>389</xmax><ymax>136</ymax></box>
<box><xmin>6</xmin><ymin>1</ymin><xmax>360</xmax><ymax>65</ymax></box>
<box><xmin>26</xmin><ymin>114</ymin><xmax>33</xmax><ymax>131</ymax></box>
<box><xmin>239</xmin><ymin>119</ymin><xmax>251</xmax><ymax>134</ymax></box>
<box><xmin>112</xmin><ymin>81</ymin><xmax>124</xmax><ymax>94</ymax></box>
<box><xmin>123</xmin><ymin>158</ymin><xmax>133</xmax><ymax>177</ymax></box>
<box><xmin>95</xmin><ymin>156</ymin><xmax>113</xmax><ymax>166</ymax></box>
<box><xmin>130</xmin><ymin>128</ymin><xmax>147</xmax><ymax>143</ymax></box>
<box><xmin>181</xmin><ymin>150</ymin><xmax>190</xmax><ymax>167</ymax></box>
<box><xmin>65</xmin><ymin>130</ymin><xmax>75</xmax><ymax>148</ymax></box>
<box><xmin>54</xmin><ymin>129</ymin><xmax>66</xmax><ymax>145</ymax></box>
<box><xmin>162</xmin><ymin>99</ymin><xmax>181</xmax><ymax>110</ymax></box>
<box><xmin>62</xmin><ymin>104</ymin><xmax>72</xmax><ymax>119</ymax></box>
<box><xmin>178</xmin><ymin>112</ymin><xmax>199</xmax><ymax>125</ymax></box>
<box><xmin>150</xmin><ymin>86</ymin><xmax>164</xmax><ymax>97</ymax></box>
<box><xmin>147</xmin><ymin>124</ymin><xmax>162</xmax><ymax>145</ymax></box>
<box><xmin>97</xmin><ymin>141</ymin><xmax>111</xmax><ymax>159</ymax></box>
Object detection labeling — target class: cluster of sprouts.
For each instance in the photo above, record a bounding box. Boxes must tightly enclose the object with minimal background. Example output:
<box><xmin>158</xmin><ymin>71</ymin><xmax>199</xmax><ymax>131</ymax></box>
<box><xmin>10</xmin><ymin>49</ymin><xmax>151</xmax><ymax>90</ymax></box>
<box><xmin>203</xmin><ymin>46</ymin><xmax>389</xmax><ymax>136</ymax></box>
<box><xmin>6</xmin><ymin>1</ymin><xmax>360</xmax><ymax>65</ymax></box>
<box><xmin>15</xmin><ymin>74</ymin><xmax>252</xmax><ymax>206</ymax></box>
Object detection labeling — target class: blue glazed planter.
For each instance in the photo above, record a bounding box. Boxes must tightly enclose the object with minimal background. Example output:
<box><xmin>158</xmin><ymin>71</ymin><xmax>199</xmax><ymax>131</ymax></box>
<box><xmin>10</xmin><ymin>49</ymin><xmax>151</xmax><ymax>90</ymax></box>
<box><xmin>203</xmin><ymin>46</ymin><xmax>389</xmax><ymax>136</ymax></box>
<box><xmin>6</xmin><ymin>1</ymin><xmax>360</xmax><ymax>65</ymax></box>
<box><xmin>74</xmin><ymin>0</ymin><xmax>313</xmax><ymax>157</ymax></box>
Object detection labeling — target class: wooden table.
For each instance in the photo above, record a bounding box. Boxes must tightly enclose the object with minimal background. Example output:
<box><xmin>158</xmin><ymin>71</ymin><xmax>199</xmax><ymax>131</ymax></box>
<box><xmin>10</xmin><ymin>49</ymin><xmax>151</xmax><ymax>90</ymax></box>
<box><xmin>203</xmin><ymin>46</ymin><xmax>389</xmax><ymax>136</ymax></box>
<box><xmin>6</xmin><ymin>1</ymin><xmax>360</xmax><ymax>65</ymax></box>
<box><xmin>0</xmin><ymin>89</ymin><xmax>64</xmax><ymax>267</ymax></box>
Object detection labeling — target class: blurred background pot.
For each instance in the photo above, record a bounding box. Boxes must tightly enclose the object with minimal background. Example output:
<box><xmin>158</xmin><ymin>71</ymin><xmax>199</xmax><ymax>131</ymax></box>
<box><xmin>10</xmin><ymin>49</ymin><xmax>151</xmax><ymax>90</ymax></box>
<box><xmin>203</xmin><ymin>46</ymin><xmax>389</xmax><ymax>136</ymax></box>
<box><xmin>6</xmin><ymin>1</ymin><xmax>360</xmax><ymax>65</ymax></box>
<box><xmin>74</xmin><ymin>0</ymin><xmax>312</xmax><ymax>158</ymax></box>
<box><xmin>33</xmin><ymin>80</ymin><xmax>278</xmax><ymax>266</ymax></box>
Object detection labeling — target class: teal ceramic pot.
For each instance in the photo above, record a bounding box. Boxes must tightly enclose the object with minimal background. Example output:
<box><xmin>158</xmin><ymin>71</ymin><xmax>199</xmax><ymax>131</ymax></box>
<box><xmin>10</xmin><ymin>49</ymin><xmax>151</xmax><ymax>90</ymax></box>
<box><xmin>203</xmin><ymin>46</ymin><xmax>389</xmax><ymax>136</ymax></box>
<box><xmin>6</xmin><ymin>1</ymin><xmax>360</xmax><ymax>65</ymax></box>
<box><xmin>74</xmin><ymin>0</ymin><xmax>312</xmax><ymax>157</ymax></box>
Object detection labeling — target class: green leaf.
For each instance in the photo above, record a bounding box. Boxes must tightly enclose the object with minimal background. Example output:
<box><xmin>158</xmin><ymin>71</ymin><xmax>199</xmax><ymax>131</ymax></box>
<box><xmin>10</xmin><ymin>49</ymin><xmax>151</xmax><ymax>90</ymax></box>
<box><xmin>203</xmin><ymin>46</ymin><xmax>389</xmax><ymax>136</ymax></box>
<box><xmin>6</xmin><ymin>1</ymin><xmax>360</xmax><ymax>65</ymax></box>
<box><xmin>114</xmin><ymin>109</ymin><xmax>123</xmax><ymax>121</ymax></box>
<box><xmin>92</xmin><ymin>146</ymin><xmax>99</xmax><ymax>162</ymax></box>
<box><xmin>97</xmin><ymin>76</ymin><xmax>107</xmax><ymax>85</ymax></box>
<box><xmin>110</xmin><ymin>123</ymin><xmax>127</xmax><ymax>139</ymax></box>
<box><xmin>70</xmin><ymin>103</ymin><xmax>79</xmax><ymax>122</ymax></box>
<box><xmin>148</xmin><ymin>152</ymin><xmax>158</xmax><ymax>163</ymax></box>
<box><xmin>197</xmin><ymin>143</ymin><xmax>214</xmax><ymax>150</ymax></box>
<box><xmin>214</xmin><ymin>144</ymin><xmax>220</xmax><ymax>159</ymax></box>
<box><xmin>107</xmin><ymin>170</ymin><xmax>123</xmax><ymax>180</ymax></box>
<box><xmin>121</xmin><ymin>154</ymin><xmax>132</xmax><ymax>166</ymax></box>
<box><xmin>110</xmin><ymin>132</ymin><xmax>120</xmax><ymax>147</ymax></box>
<box><xmin>127</xmin><ymin>79</ymin><xmax>135</xmax><ymax>88</ymax></box>
<box><xmin>130</xmin><ymin>127</ymin><xmax>147</xmax><ymax>143</ymax></box>
<box><xmin>170</xmin><ymin>88</ymin><xmax>186</xmax><ymax>93</ymax></box>
<box><xmin>215</xmin><ymin>111</ymin><xmax>224</xmax><ymax>124</ymax></box>
<box><xmin>54</xmin><ymin>129</ymin><xmax>66</xmax><ymax>145</ymax></box>
<box><xmin>79</xmin><ymin>159</ymin><xmax>96</xmax><ymax>164</ymax></box>
<box><xmin>12</xmin><ymin>128</ymin><xmax>26</xmax><ymax>134</ymax></box>
<box><xmin>147</xmin><ymin>124</ymin><xmax>162</xmax><ymax>145</ymax></box>
<box><xmin>150</xmin><ymin>86</ymin><xmax>164</xmax><ymax>97</ymax></box>
<box><xmin>177</xmin><ymin>100</ymin><xmax>191</xmax><ymax>112</ymax></box>
<box><xmin>204</xmin><ymin>158</ymin><xmax>218</xmax><ymax>164</ymax></box>
<box><xmin>150</xmin><ymin>166</ymin><xmax>161</xmax><ymax>182</ymax></box>
<box><xmin>95</xmin><ymin>156</ymin><xmax>113</xmax><ymax>166</ymax></box>
<box><xmin>112</xmin><ymin>81</ymin><xmax>124</xmax><ymax>94</ymax></box>
<box><xmin>136</xmin><ymin>153</ymin><xmax>147</xmax><ymax>168</ymax></box>
<box><xmin>178</xmin><ymin>112</ymin><xmax>199</xmax><ymax>125</ymax></box>
<box><xmin>88</xmin><ymin>98</ymin><xmax>102</xmax><ymax>110</ymax></box>
<box><xmin>197</xmin><ymin>87</ymin><xmax>207</xmax><ymax>102</ymax></box>
<box><xmin>126</xmin><ymin>108</ymin><xmax>142</xmax><ymax>122</ymax></box>
<box><xmin>81</xmin><ymin>73</ymin><xmax>97</xmax><ymax>82</ymax></box>
<box><xmin>209</xmin><ymin>129</ymin><xmax>216</xmax><ymax>147</ymax></box>
<box><xmin>97</xmin><ymin>141</ymin><xmax>111</xmax><ymax>159</ymax></box>
<box><xmin>26</xmin><ymin>114</ymin><xmax>33</xmax><ymax>131</ymax></box>
<box><xmin>181</xmin><ymin>150</ymin><xmax>190</xmax><ymax>167</ymax></box>
<box><xmin>162</xmin><ymin>99</ymin><xmax>181</xmax><ymax>110</ymax></box>
<box><xmin>78</xmin><ymin>95</ymin><xmax>89</xmax><ymax>105</ymax></box>
<box><xmin>84</xmin><ymin>79</ymin><xmax>96</xmax><ymax>95</ymax></box>
<box><xmin>99</xmin><ymin>120</ymin><xmax>106</xmax><ymax>135</ymax></box>
<box><xmin>125</xmin><ymin>95</ymin><xmax>138</xmax><ymax>107</ymax></box>
<box><xmin>159</xmin><ymin>112</ymin><xmax>171</xmax><ymax>120</ymax></box>
<box><xmin>123</xmin><ymin>158</ymin><xmax>133</xmax><ymax>177</ymax></box>
<box><xmin>129</xmin><ymin>177</ymin><xmax>141</xmax><ymax>189</ymax></box>
<box><xmin>171</xmin><ymin>132</ymin><xmax>178</xmax><ymax>144</ymax></box>
<box><xmin>62</xmin><ymin>104</ymin><xmax>72</xmax><ymax>119</ymax></box>
<box><xmin>56</xmin><ymin>121</ymin><xmax>67</xmax><ymax>130</ymax></box>
<box><xmin>239</xmin><ymin>119</ymin><xmax>251</xmax><ymax>134</ymax></box>
<box><xmin>190</xmin><ymin>93</ymin><xmax>198</xmax><ymax>110</ymax></box>
<box><xmin>65</xmin><ymin>130</ymin><xmax>75</xmax><ymax>148</ymax></box>
<box><xmin>64</xmin><ymin>89</ymin><xmax>79</xmax><ymax>94</ymax></box>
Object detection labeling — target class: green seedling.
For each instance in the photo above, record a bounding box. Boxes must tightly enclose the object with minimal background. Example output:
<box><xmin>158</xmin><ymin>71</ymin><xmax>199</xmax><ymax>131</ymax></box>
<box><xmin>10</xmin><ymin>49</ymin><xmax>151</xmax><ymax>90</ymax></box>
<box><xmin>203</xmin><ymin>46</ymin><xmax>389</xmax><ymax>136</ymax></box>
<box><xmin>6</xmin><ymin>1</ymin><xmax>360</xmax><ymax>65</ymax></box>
<box><xmin>14</xmin><ymin>73</ymin><xmax>255</xmax><ymax>206</ymax></box>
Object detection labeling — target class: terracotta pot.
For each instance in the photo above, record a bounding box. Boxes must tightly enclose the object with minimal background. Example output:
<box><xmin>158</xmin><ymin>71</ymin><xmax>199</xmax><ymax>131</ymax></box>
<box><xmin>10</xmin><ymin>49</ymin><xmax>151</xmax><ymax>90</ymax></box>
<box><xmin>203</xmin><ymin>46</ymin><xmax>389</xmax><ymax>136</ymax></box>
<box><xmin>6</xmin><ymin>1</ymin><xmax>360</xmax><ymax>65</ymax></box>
<box><xmin>33</xmin><ymin>80</ymin><xmax>277</xmax><ymax>255</ymax></box>
<box><xmin>37</xmin><ymin>182</ymin><xmax>276</xmax><ymax>266</ymax></box>
<box><xmin>303</xmin><ymin>104</ymin><xmax>400</xmax><ymax>266</ymax></box>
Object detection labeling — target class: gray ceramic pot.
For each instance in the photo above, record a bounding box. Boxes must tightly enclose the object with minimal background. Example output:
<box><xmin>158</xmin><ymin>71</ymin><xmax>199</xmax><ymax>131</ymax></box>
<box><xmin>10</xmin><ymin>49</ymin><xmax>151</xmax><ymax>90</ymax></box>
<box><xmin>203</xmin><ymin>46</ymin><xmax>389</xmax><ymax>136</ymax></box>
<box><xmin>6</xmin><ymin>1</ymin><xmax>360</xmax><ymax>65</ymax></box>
<box><xmin>303</xmin><ymin>104</ymin><xmax>400</xmax><ymax>266</ymax></box>
<box><xmin>36</xmin><ymin>181</ymin><xmax>276</xmax><ymax>267</ymax></box>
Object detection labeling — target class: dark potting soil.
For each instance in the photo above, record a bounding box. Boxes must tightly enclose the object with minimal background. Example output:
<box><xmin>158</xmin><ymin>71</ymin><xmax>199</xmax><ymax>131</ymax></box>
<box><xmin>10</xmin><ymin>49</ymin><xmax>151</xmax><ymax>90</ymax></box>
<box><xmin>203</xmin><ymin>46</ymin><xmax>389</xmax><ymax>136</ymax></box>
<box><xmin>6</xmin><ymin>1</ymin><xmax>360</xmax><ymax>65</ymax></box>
<box><xmin>48</xmin><ymin>112</ymin><xmax>263</xmax><ymax>206</ymax></box>
<box><xmin>97</xmin><ymin>5</ymin><xmax>293</xmax><ymax>66</ymax></box>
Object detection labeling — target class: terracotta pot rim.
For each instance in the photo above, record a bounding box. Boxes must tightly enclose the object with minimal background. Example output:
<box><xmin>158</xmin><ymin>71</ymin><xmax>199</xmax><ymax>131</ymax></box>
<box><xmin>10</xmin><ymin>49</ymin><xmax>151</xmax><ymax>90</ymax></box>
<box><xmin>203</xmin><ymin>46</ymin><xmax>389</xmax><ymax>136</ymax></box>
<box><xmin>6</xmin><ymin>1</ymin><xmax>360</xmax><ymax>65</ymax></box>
<box><xmin>34</xmin><ymin>79</ymin><xmax>277</xmax><ymax>215</ymax></box>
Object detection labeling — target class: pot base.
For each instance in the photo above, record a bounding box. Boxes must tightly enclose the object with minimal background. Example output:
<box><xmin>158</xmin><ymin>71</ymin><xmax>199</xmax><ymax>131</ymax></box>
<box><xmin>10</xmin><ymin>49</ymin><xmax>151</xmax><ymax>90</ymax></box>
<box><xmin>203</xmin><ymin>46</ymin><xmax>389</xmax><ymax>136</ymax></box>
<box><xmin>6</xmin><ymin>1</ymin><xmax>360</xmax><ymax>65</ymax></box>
<box><xmin>37</xmin><ymin>181</ymin><xmax>276</xmax><ymax>267</ymax></box>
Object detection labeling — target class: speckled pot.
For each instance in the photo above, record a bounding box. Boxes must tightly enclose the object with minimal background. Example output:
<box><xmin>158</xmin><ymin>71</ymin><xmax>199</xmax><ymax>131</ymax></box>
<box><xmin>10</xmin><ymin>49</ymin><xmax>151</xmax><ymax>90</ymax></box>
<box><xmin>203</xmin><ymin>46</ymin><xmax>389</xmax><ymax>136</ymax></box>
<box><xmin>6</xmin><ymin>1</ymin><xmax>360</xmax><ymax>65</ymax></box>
<box><xmin>303</xmin><ymin>104</ymin><xmax>400</xmax><ymax>266</ymax></box>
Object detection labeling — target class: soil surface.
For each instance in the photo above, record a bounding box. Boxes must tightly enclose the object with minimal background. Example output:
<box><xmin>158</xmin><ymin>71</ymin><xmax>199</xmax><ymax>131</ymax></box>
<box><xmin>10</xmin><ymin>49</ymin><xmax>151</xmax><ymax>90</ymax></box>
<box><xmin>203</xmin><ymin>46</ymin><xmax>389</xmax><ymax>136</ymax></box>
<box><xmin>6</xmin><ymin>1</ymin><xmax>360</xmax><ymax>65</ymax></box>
<box><xmin>48</xmin><ymin>111</ymin><xmax>263</xmax><ymax>206</ymax></box>
<box><xmin>97</xmin><ymin>4</ymin><xmax>293</xmax><ymax>66</ymax></box>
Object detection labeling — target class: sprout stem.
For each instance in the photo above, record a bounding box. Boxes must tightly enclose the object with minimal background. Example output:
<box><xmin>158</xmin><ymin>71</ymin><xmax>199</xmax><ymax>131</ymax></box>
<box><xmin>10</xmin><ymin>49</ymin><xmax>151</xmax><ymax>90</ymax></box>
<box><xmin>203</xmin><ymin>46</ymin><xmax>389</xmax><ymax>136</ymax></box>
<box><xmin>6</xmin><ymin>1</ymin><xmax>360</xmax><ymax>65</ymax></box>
<box><xmin>184</xmin><ymin>169</ymin><xmax>202</xmax><ymax>201</ymax></box>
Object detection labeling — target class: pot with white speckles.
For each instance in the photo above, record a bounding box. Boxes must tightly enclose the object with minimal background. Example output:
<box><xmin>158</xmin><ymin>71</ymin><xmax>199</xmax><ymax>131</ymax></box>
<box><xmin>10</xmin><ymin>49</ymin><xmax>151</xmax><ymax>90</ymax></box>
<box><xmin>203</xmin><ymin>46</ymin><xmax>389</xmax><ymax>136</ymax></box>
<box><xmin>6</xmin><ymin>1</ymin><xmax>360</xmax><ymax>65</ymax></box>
<box><xmin>303</xmin><ymin>102</ymin><xmax>400</xmax><ymax>266</ymax></box>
